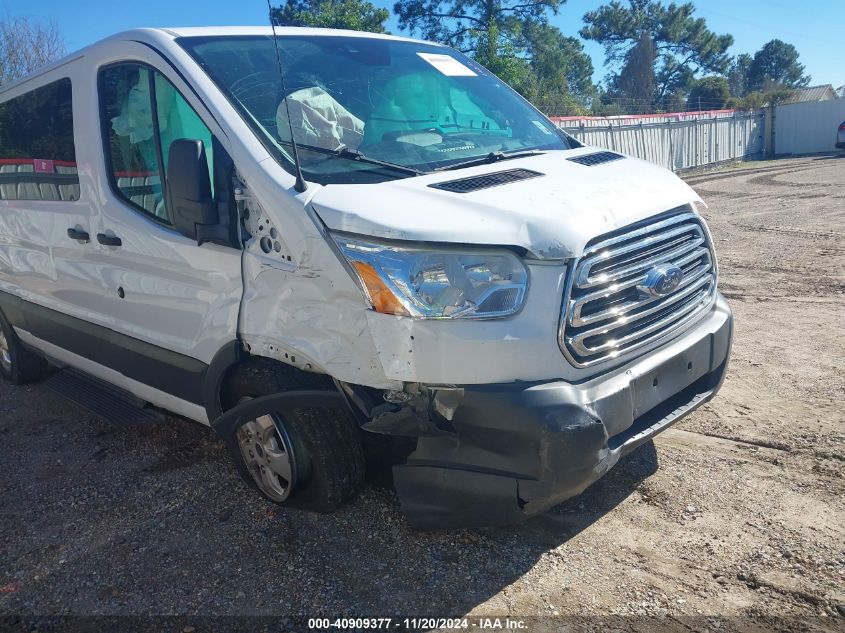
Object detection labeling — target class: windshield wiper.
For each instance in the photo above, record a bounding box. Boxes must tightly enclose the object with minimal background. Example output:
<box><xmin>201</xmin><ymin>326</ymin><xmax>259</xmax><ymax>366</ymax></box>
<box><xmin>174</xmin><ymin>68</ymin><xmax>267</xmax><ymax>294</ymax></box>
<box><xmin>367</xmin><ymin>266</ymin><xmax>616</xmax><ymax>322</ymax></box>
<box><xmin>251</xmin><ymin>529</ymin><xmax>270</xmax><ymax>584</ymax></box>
<box><xmin>434</xmin><ymin>149</ymin><xmax>546</xmax><ymax>172</ymax></box>
<box><xmin>284</xmin><ymin>142</ymin><xmax>427</xmax><ymax>177</ymax></box>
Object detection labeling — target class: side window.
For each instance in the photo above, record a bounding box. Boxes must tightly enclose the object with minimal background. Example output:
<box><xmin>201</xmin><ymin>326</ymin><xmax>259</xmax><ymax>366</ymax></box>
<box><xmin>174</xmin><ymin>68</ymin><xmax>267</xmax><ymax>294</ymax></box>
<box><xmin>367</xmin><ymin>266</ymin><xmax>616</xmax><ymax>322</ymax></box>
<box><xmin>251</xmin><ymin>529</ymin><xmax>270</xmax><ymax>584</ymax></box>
<box><xmin>100</xmin><ymin>64</ymin><xmax>213</xmax><ymax>224</ymax></box>
<box><xmin>0</xmin><ymin>78</ymin><xmax>80</xmax><ymax>202</ymax></box>
<box><xmin>155</xmin><ymin>78</ymin><xmax>214</xmax><ymax>194</ymax></box>
<box><xmin>101</xmin><ymin>66</ymin><xmax>164</xmax><ymax>218</ymax></box>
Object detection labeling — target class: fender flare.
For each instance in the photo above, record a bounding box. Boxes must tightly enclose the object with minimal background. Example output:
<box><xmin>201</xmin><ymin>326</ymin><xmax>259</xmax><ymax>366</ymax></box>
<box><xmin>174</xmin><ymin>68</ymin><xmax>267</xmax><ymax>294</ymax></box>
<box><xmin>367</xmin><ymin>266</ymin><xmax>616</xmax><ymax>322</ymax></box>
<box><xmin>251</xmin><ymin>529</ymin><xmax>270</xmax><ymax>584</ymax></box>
<box><xmin>211</xmin><ymin>390</ymin><xmax>347</xmax><ymax>439</ymax></box>
<box><xmin>203</xmin><ymin>340</ymin><xmax>243</xmax><ymax>421</ymax></box>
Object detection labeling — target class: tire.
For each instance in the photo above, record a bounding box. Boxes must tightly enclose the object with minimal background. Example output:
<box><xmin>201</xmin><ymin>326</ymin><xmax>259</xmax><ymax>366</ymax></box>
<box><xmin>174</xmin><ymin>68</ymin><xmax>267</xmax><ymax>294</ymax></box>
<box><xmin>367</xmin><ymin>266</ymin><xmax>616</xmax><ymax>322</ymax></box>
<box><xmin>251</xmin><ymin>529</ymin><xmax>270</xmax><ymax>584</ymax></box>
<box><xmin>0</xmin><ymin>314</ymin><xmax>47</xmax><ymax>385</ymax></box>
<box><xmin>221</xmin><ymin>358</ymin><xmax>365</xmax><ymax>513</ymax></box>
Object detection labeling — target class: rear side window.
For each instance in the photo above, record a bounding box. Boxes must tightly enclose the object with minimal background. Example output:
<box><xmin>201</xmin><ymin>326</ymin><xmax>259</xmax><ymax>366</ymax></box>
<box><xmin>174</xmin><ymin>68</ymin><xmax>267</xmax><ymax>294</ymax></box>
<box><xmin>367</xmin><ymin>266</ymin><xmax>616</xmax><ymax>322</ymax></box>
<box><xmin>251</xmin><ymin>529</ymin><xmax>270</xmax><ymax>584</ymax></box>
<box><xmin>100</xmin><ymin>63</ymin><xmax>213</xmax><ymax>224</ymax></box>
<box><xmin>0</xmin><ymin>78</ymin><xmax>80</xmax><ymax>202</ymax></box>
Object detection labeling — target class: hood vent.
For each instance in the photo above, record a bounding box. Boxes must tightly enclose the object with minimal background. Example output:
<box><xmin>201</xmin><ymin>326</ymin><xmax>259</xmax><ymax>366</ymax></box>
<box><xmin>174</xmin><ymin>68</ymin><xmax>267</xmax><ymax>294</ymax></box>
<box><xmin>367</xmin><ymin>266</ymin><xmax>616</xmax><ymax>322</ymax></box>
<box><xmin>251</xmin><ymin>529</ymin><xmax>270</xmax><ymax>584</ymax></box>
<box><xmin>567</xmin><ymin>151</ymin><xmax>625</xmax><ymax>166</ymax></box>
<box><xmin>429</xmin><ymin>168</ymin><xmax>543</xmax><ymax>193</ymax></box>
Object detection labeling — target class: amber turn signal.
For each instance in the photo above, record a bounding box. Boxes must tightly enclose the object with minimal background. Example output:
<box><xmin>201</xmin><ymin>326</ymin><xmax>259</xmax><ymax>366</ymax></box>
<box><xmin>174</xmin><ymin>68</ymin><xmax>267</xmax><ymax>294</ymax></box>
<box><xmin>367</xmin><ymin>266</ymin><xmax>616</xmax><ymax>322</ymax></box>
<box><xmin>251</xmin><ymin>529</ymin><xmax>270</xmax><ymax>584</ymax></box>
<box><xmin>351</xmin><ymin>261</ymin><xmax>411</xmax><ymax>316</ymax></box>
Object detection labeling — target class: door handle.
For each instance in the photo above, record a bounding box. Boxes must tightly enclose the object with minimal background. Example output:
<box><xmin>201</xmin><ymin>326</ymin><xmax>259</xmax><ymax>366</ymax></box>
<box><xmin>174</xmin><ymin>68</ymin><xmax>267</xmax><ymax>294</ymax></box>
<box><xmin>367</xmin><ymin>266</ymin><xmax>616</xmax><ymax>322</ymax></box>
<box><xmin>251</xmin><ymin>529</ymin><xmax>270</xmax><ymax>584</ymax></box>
<box><xmin>66</xmin><ymin>228</ymin><xmax>90</xmax><ymax>242</ymax></box>
<box><xmin>97</xmin><ymin>233</ymin><xmax>122</xmax><ymax>247</ymax></box>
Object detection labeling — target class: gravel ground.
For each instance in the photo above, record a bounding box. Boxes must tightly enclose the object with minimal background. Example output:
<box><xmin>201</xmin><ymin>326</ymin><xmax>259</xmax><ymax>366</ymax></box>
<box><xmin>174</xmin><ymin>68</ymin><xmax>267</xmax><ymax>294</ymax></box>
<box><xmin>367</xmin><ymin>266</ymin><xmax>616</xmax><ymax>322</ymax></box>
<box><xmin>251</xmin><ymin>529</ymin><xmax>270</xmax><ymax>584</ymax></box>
<box><xmin>1</xmin><ymin>155</ymin><xmax>843</xmax><ymax>632</ymax></box>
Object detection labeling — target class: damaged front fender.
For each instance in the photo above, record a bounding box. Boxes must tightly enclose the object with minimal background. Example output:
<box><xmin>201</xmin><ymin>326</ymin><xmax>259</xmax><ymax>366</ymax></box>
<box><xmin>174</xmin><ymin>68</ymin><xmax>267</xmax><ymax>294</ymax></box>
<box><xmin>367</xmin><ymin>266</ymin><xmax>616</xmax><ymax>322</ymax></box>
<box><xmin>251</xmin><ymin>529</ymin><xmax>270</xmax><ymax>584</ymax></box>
<box><xmin>211</xmin><ymin>390</ymin><xmax>347</xmax><ymax>439</ymax></box>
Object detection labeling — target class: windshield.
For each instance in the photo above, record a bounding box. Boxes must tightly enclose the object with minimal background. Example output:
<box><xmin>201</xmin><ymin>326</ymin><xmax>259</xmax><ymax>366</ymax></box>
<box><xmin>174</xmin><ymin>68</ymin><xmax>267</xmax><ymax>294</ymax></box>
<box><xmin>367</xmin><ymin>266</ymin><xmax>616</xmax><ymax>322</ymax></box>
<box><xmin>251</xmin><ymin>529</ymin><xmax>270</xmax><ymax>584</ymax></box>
<box><xmin>178</xmin><ymin>34</ymin><xmax>571</xmax><ymax>184</ymax></box>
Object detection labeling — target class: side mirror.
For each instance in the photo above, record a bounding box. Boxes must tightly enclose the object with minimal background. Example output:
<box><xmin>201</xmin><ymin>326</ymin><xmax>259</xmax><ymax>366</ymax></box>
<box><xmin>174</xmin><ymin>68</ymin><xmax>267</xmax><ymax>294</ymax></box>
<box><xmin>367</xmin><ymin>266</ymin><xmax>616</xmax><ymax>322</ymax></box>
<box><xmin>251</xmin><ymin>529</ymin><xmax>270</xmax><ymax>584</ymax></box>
<box><xmin>166</xmin><ymin>139</ymin><xmax>216</xmax><ymax>240</ymax></box>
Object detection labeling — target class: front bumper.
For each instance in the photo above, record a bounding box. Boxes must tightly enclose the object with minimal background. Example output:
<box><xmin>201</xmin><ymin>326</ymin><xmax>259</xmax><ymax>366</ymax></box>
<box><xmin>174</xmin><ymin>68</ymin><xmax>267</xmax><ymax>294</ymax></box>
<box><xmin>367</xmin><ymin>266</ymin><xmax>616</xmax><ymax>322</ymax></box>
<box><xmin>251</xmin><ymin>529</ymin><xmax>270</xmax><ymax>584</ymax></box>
<box><xmin>393</xmin><ymin>294</ymin><xmax>733</xmax><ymax>529</ymax></box>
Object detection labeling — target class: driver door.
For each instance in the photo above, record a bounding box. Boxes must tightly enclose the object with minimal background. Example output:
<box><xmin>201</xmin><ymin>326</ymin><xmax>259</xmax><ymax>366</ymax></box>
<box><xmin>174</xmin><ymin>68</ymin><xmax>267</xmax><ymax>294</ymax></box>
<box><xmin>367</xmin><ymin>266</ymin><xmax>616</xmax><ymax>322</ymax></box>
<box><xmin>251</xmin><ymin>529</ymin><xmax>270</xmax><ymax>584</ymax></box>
<box><xmin>76</xmin><ymin>59</ymin><xmax>241</xmax><ymax>410</ymax></box>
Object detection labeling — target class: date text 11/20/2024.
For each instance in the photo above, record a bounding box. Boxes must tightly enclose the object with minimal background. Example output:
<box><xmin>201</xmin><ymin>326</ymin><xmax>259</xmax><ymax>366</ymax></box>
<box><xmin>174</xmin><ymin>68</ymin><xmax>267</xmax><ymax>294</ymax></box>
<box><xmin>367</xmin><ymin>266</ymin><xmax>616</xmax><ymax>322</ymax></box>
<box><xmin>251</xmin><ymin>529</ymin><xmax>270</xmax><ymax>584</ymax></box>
<box><xmin>307</xmin><ymin>618</ymin><xmax>527</xmax><ymax>630</ymax></box>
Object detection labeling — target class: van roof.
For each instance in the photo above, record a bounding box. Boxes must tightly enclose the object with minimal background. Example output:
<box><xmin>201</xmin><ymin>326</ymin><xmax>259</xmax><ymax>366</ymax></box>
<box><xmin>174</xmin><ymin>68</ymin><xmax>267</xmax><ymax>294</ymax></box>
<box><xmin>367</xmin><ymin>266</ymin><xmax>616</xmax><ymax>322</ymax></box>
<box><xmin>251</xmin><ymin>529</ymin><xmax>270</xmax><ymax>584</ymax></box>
<box><xmin>159</xmin><ymin>26</ymin><xmax>427</xmax><ymax>43</ymax></box>
<box><xmin>0</xmin><ymin>26</ymin><xmax>438</xmax><ymax>96</ymax></box>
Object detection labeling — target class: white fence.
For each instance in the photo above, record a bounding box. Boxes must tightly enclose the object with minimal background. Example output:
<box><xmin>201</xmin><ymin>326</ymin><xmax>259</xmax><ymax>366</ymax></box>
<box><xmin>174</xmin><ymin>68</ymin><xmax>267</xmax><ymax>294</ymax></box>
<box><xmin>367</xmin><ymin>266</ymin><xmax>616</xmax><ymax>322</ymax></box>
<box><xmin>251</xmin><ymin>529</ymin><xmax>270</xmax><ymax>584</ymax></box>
<box><xmin>775</xmin><ymin>98</ymin><xmax>845</xmax><ymax>155</ymax></box>
<box><xmin>552</xmin><ymin>110</ymin><xmax>767</xmax><ymax>172</ymax></box>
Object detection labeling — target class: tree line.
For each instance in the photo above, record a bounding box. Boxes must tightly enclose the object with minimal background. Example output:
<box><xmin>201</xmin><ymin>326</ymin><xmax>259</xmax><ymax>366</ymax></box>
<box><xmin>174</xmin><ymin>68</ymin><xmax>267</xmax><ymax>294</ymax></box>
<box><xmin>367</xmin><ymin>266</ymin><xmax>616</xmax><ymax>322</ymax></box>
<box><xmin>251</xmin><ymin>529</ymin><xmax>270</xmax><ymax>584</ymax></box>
<box><xmin>272</xmin><ymin>0</ymin><xmax>812</xmax><ymax>115</ymax></box>
<box><xmin>0</xmin><ymin>16</ymin><xmax>65</xmax><ymax>86</ymax></box>
<box><xmin>0</xmin><ymin>2</ymin><xmax>813</xmax><ymax>117</ymax></box>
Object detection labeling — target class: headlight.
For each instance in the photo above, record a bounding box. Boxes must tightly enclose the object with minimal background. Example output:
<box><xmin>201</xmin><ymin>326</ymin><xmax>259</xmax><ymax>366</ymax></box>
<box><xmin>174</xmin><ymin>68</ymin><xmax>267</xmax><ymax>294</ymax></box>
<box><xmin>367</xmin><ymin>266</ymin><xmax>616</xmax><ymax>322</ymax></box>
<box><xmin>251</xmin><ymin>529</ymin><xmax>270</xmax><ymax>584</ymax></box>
<box><xmin>332</xmin><ymin>233</ymin><xmax>528</xmax><ymax>319</ymax></box>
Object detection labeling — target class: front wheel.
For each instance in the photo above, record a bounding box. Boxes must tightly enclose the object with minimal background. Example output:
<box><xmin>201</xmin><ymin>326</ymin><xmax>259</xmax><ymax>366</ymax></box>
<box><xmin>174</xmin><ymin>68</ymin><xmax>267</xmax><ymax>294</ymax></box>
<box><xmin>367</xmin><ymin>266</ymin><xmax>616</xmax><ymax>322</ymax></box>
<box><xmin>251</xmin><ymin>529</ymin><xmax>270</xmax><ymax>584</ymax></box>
<box><xmin>222</xmin><ymin>360</ymin><xmax>365</xmax><ymax>512</ymax></box>
<box><xmin>235</xmin><ymin>409</ymin><xmax>299</xmax><ymax>503</ymax></box>
<box><xmin>0</xmin><ymin>315</ymin><xmax>47</xmax><ymax>385</ymax></box>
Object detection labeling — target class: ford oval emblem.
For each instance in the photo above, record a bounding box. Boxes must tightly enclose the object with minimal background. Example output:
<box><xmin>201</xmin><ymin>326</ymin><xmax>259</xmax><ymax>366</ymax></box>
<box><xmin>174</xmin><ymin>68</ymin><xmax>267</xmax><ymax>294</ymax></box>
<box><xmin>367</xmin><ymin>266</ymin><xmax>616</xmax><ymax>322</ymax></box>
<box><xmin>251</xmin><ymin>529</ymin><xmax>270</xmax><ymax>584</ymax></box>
<box><xmin>640</xmin><ymin>263</ymin><xmax>683</xmax><ymax>297</ymax></box>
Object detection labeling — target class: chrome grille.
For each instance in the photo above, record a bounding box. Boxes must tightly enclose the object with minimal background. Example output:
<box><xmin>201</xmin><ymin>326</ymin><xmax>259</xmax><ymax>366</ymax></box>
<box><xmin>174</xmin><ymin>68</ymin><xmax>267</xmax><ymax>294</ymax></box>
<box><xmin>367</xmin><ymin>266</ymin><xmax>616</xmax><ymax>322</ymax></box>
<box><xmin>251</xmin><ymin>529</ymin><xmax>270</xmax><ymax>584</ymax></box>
<box><xmin>559</xmin><ymin>210</ymin><xmax>717</xmax><ymax>367</ymax></box>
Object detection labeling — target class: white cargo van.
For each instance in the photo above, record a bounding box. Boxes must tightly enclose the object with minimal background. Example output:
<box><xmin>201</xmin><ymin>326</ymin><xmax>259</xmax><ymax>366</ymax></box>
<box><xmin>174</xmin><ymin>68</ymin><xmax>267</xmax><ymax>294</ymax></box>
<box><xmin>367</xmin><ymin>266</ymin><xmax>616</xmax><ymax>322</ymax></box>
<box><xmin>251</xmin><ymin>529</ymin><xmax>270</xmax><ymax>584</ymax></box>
<box><xmin>0</xmin><ymin>27</ymin><xmax>732</xmax><ymax>528</ymax></box>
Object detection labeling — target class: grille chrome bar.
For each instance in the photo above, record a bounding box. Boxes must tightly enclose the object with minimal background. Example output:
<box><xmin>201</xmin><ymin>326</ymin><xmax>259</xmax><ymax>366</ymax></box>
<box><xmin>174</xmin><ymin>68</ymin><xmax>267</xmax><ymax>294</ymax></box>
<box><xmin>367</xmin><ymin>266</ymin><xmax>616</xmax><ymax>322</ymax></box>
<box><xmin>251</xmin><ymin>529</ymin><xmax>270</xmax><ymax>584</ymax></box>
<box><xmin>567</xmin><ymin>278</ymin><xmax>713</xmax><ymax>353</ymax></box>
<box><xmin>559</xmin><ymin>209</ymin><xmax>717</xmax><ymax>367</ymax></box>
<box><xmin>577</xmin><ymin>212</ymin><xmax>701</xmax><ymax>258</ymax></box>
<box><xmin>570</xmin><ymin>247</ymin><xmax>711</xmax><ymax>324</ymax></box>
<box><xmin>566</xmin><ymin>288</ymin><xmax>714</xmax><ymax>359</ymax></box>
<box><xmin>571</xmin><ymin>263</ymin><xmax>712</xmax><ymax>328</ymax></box>
<box><xmin>576</xmin><ymin>226</ymin><xmax>706</xmax><ymax>289</ymax></box>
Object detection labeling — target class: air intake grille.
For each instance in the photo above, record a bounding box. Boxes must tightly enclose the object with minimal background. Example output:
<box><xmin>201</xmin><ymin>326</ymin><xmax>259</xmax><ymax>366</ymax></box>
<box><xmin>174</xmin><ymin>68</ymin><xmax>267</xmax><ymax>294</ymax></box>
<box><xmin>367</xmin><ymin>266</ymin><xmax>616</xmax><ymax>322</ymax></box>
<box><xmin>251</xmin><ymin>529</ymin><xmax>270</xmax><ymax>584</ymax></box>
<box><xmin>428</xmin><ymin>168</ymin><xmax>543</xmax><ymax>193</ymax></box>
<box><xmin>567</xmin><ymin>151</ymin><xmax>624</xmax><ymax>166</ymax></box>
<box><xmin>559</xmin><ymin>210</ymin><xmax>717</xmax><ymax>367</ymax></box>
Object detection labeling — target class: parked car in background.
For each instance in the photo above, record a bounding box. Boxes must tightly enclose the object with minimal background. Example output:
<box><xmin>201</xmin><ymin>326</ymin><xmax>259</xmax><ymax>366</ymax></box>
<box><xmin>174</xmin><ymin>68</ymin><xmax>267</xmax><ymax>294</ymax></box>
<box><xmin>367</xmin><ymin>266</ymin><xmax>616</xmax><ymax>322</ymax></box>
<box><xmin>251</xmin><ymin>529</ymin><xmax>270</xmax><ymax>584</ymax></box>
<box><xmin>837</xmin><ymin>121</ymin><xmax>845</xmax><ymax>149</ymax></box>
<box><xmin>0</xmin><ymin>27</ymin><xmax>732</xmax><ymax>529</ymax></box>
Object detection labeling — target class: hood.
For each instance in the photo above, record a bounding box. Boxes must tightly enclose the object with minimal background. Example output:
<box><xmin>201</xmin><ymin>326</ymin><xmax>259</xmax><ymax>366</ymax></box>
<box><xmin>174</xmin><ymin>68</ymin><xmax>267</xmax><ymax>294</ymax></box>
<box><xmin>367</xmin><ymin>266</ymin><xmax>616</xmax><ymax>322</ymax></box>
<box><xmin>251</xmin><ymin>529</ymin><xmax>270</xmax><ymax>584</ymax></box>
<box><xmin>309</xmin><ymin>147</ymin><xmax>702</xmax><ymax>259</ymax></box>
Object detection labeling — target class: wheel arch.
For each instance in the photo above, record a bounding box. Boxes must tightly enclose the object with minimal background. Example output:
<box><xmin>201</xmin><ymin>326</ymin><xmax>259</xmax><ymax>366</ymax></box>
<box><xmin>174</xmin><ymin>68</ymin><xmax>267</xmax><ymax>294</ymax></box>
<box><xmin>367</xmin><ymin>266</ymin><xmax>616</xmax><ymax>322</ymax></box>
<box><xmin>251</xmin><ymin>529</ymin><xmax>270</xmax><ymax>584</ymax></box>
<box><xmin>203</xmin><ymin>340</ymin><xmax>244</xmax><ymax>422</ymax></box>
<box><xmin>205</xmin><ymin>346</ymin><xmax>342</xmax><ymax>429</ymax></box>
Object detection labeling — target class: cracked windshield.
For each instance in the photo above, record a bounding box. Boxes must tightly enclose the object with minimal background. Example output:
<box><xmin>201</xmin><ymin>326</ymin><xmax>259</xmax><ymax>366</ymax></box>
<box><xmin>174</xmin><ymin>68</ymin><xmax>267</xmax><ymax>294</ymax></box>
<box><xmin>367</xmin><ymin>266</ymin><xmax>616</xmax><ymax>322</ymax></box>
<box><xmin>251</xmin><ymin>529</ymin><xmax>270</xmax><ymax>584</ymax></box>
<box><xmin>179</xmin><ymin>35</ymin><xmax>571</xmax><ymax>183</ymax></box>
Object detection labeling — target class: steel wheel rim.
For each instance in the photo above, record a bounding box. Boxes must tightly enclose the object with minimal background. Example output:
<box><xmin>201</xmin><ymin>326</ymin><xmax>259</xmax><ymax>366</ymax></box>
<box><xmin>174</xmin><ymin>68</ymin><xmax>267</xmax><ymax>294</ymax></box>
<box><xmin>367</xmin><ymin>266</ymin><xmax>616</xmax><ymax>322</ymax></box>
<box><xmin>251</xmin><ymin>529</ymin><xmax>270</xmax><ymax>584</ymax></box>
<box><xmin>237</xmin><ymin>412</ymin><xmax>296</xmax><ymax>502</ymax></box>
<box><xmin>0</xmin><ymin>330</ymin><xmax>11</xmax><ymax>373</ymax></box>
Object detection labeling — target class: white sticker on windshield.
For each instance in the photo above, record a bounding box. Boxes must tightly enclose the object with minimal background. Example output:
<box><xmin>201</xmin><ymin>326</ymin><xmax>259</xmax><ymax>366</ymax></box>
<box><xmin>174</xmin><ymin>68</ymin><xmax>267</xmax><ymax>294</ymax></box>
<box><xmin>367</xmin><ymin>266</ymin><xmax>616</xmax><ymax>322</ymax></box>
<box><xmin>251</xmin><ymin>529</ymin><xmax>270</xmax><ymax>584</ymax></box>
<box><xmin>417</xmin><ymin>52</ymin><xmax>477</xmax><ymax>76</ymax></box>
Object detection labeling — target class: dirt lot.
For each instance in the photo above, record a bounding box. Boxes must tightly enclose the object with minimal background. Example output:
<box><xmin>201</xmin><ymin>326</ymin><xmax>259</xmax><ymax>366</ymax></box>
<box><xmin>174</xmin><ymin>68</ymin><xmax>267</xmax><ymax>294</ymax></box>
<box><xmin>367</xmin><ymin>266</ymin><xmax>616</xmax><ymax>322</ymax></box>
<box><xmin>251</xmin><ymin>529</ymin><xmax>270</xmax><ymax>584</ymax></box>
<box><xmin>1</xmin><ymin>155</ymin><xmax>843</xmax><ymax>631</ymax></box>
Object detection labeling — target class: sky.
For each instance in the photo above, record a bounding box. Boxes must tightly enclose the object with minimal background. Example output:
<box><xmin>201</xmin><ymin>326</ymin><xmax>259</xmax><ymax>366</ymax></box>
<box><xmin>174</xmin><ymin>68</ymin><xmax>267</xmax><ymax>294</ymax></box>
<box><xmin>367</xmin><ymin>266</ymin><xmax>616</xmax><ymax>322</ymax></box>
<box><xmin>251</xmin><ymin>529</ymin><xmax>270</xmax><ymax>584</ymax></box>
<box><xmin>8</xmin><ymin>0</ymin><xmax>843</xmax><ymax>89</ymax></box>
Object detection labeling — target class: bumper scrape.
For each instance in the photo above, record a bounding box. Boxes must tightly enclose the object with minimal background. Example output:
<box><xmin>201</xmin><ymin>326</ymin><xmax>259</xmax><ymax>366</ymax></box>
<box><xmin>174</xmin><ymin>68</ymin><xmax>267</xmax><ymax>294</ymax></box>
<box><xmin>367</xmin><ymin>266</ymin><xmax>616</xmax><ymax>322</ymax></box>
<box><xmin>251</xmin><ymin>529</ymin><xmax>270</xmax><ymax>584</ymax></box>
<box><xmin>393</xmin><ymin>296</ymin><xmax>733</xmax><ymax>530</ymax></box>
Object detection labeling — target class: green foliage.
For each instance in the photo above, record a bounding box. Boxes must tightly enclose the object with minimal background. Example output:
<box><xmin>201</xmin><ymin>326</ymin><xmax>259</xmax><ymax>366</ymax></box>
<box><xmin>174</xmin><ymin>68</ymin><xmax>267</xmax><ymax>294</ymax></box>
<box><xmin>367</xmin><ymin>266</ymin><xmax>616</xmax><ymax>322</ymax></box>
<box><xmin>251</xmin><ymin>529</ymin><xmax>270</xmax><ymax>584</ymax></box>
<box><xmin>522</xmin><ymin>23</ymin><xmax>595</xmax><ymax>104</ymax></box>
<box><xmin>720</xmin><ymin>39</ymin><xmax>809</xmax><ymax>110</ymax></box>
<box><xmin>472</xmin><ymin>21</ymin><xmax>534</xmax><ymax>93</ymax></box>
<box><xmin>271</xmin><ymin>0</ymin><xmax>389</xmax><ymax>32</ymax></box>
<box><xmin>662</xmin><ymin>89</ymin><xmax>686</xmax><ymax>113</ymax></box>
<box><xmin>747</xmin><ymin>39</ymin><xmax>810</xmax><ymax>92</ymax></box>
<box><xmin>732</xmin><ymin>91</ymin><xmax>765</xmax><ymax>110</ymax></box>
<box><xmin>581</xmin><ymin>0</ymin><xmax>733</xmax><ymax>99</ymax></box>
<box><xmin>686</xmin><ymin>75</ymin><xmax>729</xmax><ymax>110</ymax></box>
<box><xmin>732</xmin><ymin>86</ymin><xmax>795</xmax><ymax>110</ymax></box>
<box><xmin>514</xmin><ymin>22</ymin><xmax>595</xmax><ymax>113</ymax></box>
<box><xmin>393</xmin><ymin>0</ymin><xmax>565</xmax><ymax>54</ymax></box>
<box><xmin>393</xmin><ymin>0</ymin><xmax>596</xmax><ymax>112</ymax></box>
<box><xmin>727</xmin><ymin>53</ymin><xmax>752</xmax><ymax>97</ymax></box>
<box><xmin>592</xmin><ymin>102</ymin><xmax>625</xmax><ymax>116</ymax></box>
<box><xmin>609</xmin><ymin>30</ymin><xmax>657</xmax><ymax>113</ymax></box>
